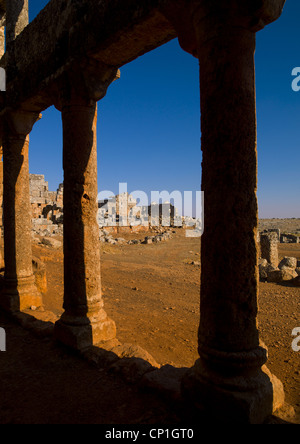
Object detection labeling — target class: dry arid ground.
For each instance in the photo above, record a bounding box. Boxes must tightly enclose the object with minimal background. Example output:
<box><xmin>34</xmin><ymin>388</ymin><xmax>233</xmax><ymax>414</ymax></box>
<box><xmin>259</xmin><ymin>219</ymin><xmax>300</xmax><ymax>233</ymax></box>
<box><xmin>0</xmin><ymin>227</ymin><xmax>299</xmax><ymax>424</ymax></box>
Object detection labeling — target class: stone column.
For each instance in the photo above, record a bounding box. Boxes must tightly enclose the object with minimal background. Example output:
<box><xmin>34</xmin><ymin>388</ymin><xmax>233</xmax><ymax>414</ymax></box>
<box><xmin>0</xmin><ymin>4</ymin><xmax>5</xmax><ymax>98</ymax></box>
<box><xmin>170</xmin><ymin>0</ymin><xmax>286</xmax><ymax>424</ymax></box>
<box><xmin>260</xmin><ymin>232</ymin><xmax>279</xmax><ymax>267</ymax></box>
<box><xmin>54</xmin><ymin>61</ymin><xmax>119</xmax><ymax>350</ymax></box>
<box><xmin>0</xmin><ymin>1</ymin><xmax>4</xmax><ymax>268</ymax></box>
<box><xmin>0</xmin><ymin>12</ymin><xmax>5</xmax><ymax>58</ymax></box>
<box><xmin>1</xmin><ymin>110</ymin><xmax>43</xmax><ymax>312</ymax></box>
<box><xmin>0</xmin><ymin>147</ymin><xmax>3</xmax><ymax>268</ymax></box>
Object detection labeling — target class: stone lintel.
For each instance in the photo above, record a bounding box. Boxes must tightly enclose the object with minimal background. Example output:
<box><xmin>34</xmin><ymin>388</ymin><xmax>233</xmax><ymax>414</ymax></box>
<box><xmin>0</xmin><ymin>1</ymin><xmax>286</xmax><ymax>112</ymax></box>
<box><xmin>2</xmin><ymin>0</ymin><xmax>176</xmax><ymax>112</ymax></box>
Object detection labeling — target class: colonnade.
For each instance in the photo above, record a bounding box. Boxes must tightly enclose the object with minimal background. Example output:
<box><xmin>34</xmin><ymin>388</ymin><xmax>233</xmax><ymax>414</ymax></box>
<box><xmin>0</xmin><ymin>0</ymin><xmax>286</xmax><ymax>424</ymax></box>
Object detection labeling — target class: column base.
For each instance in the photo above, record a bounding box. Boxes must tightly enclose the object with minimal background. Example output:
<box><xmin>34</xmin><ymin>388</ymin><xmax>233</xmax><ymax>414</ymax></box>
<box><xmin>54</xmin><ymin>313</ymin><xmax>117</xmax><ymax>351</ymax></box>
<box><xmin>182</xmin><ymin>358</ymin><xmax>285</xmax><ymax>424</ymax></box>
<box><xmin>0</xmin><ymin>275</ymin><xmax>43</xmax><ymax>313</ymax></box>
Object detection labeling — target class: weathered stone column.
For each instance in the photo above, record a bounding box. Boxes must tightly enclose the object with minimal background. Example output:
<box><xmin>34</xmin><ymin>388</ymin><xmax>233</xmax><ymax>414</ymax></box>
<box><xmin>167</xmin><ymin>0</ymin><xmax>286</xmax><ymax>424</ymax></box>
<box><xmin>0</xmin><ymin>9</ymin><xmax>5</xmax><ymax>58</ymax></box>
<box><xmin>1</xmin><ymin>110</ymin><xmax>43</xmax><ymax>312</ymax></box>
<box><xmin>260</xmin><ymin>232</ymin><xmax>279</xmax><ymax>267</ymax></box>
<box><xmin>0</xmin><ymin>148</ymin><xmax>3</xmax><ymax>268</ymax></box>
<box><xmin>54</xmin><ymin>61</ymin><xmax>119</xmax><ymax>350</ymax></box>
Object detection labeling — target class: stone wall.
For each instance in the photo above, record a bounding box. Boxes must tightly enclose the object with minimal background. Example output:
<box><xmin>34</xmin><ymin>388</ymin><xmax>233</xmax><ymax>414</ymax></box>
<box><xmin>29</xmin><ymin>174</ymin><xmax>63</xmax><ymax>225</ymax></box>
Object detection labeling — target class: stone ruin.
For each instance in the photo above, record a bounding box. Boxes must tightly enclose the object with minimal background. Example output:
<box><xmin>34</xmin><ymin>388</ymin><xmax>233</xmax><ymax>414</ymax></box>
<box><xmin>259</xmin><ymin>231</ymin><xmax>300</xmax><ymax>285</ymax></box>
<box><xmin>260</xmin><ymin>227</ymin><xmax>300</xmax><ymax>245</ymax></box>
<box><xmin>0</xmin><ymin>0</ymin><xmax>289</xmax><ymax>424</ymax></box>
<box><xmin>29</xmin><ymin>177</ymin><xmax>199</xmax><ymax>240</ymax></box>
<box><xmin>260</xmin><ymin>231</ymin><xmax>279</xmax><ymax>268</ymax></box>
<box><xmin>30</xmin><ymin>174</ymin><xmax>63</xmax><ymax>236</ymax></box>
<box><xmin>281</xmin><ymin>233</ymin><xmax>300</xmax><ymax>244</ymax></box>
<box><xmin>100</xmin><ymin>227</ymin><xmax>173</xmax><ymax>246</ymax></box>
<box><xmin>98</xmin><ymin>192</ymin><xmax>181</xmax><ymax>229</ymax></box>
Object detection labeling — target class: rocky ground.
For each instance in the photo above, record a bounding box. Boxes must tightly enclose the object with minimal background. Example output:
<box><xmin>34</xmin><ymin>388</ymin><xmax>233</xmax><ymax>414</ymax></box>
<box><xmin>259</xmin><ymin>218</ymin><xmax>300</xmax><ymax>234</ymax></box>
<box><xmin>0</xmin><ymin>226</ymin><xmax>299</xmax><ymax>424</ymax></box>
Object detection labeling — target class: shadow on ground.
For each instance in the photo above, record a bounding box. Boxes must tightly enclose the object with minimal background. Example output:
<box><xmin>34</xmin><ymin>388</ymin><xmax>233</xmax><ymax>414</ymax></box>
<box><xmin>0</xmin><ymin>311</ymin><xmax>293</xmax><ymax>425</ymax></box>
<box><xmin>0</xmin><ymin>310</ymin><xmax>192</xmax><ymax>424</ymax></box>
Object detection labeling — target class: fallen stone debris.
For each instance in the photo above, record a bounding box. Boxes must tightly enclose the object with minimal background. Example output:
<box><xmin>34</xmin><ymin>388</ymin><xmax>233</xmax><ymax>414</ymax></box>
<box><xmin>99</xmin><ymin>229</ymin><xmax>173</xmax><ymax>246</ymax></box>
<box><xmin>259</xmin><ymin>256</ymin><xmax>300</xmax><ymax>285</ymax></box>
<box><xmin>259</xmin><ymin>230</ymin><xmax>300</xmax><ymax>285</ymax></box>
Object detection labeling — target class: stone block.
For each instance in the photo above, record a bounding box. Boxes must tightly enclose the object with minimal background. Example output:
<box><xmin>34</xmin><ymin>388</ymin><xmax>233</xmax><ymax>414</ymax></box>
<box><xmin>267</xmin><ymin>268</ymin><xmax>298</xmax><ymax>283</ymax></box>
<box><xmin>54</xmin><ymin>316</ymin><xmax>116</xmax><ymax>351</ymax></box>
<box><xmin>41</xmin><ymin>237</ymin><xmax>62</xmax><ymax>249</ymax></box>
<box><xmin>140</xmin><ymin>365</ymin><xmax>188</xmax><ymax>401</ymax></box>
<box><xmin>278</xmin><ymin>257</ymin><xmax>297</xmax><ymax>270</ymax></box>
<box><xmin>181</xmin><ymin>360</ymin><xmax>284</xmax><ymax>424</ymax></box>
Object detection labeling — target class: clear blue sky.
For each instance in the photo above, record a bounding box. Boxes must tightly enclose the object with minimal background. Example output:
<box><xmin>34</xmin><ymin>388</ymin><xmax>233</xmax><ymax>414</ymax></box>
<box><xmin>28</xmin><ymin>0</ymin><xmax>300</xmax><ymax>218</ymax></box>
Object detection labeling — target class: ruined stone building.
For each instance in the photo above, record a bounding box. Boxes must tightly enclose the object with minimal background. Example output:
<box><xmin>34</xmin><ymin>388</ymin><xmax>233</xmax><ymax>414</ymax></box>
<box><xmin>30</xmin><ymin>174</ymin><xmax>63</xmax><ymax>221</ymax></box>
<box><xmin>98</xmin><ymin>192</ymin><xmax>138</xmax><ymax>226</ymax></box>
<box><xmin>29</xmin><ymin>178</ymin><xmax>182</xmax><ymax>231</ymax></box>
<box><xmin>98</xmin><ymin>192</ymin><xmax>179</xmax><ymax>228</ymax></box>
<box><xmin>29</xmin><ymin>174</ymin><xmax>63</xmax><ymax>236</ymax></box>
<box><xmin>0</xmin><ymin>0</ymin><xmax>288</xmax><ymax>424</ymax></box>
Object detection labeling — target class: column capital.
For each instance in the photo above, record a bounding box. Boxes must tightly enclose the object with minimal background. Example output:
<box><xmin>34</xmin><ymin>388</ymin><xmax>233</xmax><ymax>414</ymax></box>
<box><xmin>4</xmin><ymin>109</ymin><xmax>41</xmax><ymax>138</ymax></box>
<box><xmin>162</xmin><ymin>0</ymin><xmax>286</xmax><ymax>56</ymax></box>
<box><xmin>52</xmin><ymin>58</ymin><xmax>120</xmax><ymax>110</ymax></box>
